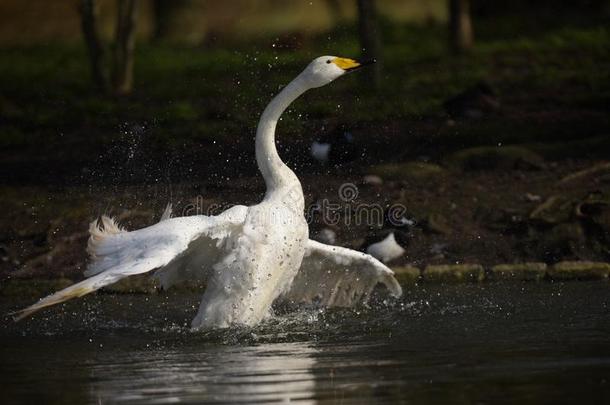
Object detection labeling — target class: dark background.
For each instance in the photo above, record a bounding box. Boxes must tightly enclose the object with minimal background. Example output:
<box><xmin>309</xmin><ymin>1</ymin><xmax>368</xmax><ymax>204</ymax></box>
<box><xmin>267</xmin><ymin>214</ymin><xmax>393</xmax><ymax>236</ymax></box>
<box><xmin>0</xmin><ymin>0</ymin><xmax>609</xmax><ymax>283</ymax></box>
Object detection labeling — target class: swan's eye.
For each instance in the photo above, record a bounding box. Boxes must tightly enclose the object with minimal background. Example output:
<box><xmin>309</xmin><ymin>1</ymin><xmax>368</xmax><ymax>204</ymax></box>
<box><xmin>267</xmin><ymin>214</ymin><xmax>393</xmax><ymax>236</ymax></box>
<box><xmin>326</xmin><ymin>60</ymin><xmax>331</xmax><ymax>64</ymax></box>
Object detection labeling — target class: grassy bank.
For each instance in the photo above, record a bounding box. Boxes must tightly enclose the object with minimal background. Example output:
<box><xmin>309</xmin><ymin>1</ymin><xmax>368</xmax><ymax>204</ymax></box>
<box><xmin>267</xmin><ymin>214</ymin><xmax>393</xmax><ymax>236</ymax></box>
<box><xmin>1</xmin><ymin>23</ymin><xmax>608</xmax><ymax>183</ymax></box>
<box><xmin>0</xmin><ymin>17</ymin><xmax>609</xmax><ymax>282</ymax></box>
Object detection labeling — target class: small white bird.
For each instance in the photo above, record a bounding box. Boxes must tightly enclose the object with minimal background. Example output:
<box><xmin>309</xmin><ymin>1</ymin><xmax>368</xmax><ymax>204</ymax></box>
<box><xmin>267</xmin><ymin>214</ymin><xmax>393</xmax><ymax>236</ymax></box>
<box><xmin>364</xmin><ymin>208</ymin><xmax>413</xmax><ymax>263</ymax></box>
<box><xmin>14</xmin><ymin>56</ymin><xmax>401</xmax><ymax>330</ymax></box>
<box><xmin>312</xmin><ymin>228</ymin><xmax>337</xmax><ymax>245</ymax></box>
<box><xmin>366</xmin><ymin>232</ymin><xmax>408</xmax><ymax>263</ymax></box>
<box><xmin>310</xmin><ymin>126</ymin><xmax>357</xmax><ymax>165</ymax></box>
<box><xmin>310</xmin><ymin>141</ymin><xmax>332</xmax><ymax>163</ymax></box>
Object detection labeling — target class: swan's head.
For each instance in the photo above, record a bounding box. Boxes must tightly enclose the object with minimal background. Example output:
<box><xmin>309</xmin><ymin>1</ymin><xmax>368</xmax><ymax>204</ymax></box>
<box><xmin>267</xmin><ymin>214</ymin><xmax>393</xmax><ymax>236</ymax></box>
<box><xmin>300</xmin><ymin>56</ymin><xmax>374</xmax><ymax>88</ymax></box>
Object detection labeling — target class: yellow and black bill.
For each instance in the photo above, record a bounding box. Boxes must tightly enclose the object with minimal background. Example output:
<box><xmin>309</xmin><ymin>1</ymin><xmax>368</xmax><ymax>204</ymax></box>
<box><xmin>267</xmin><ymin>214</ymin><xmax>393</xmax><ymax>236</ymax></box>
<box><xmin>332</xmin><ymin>57</ymin><xmax>377</xmax><ymax>72</ymax></box>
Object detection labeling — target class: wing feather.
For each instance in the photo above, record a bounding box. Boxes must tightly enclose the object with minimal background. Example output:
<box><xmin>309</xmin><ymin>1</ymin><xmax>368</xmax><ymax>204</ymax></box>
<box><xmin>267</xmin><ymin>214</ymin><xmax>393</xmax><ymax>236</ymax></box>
<box><xmin>284</xmin><ymin>239</ymin><xmax>402</xmax><ymax>307</ymax></box>
<box><xmin>13</xmin><ymin>205</ymin><xmax>248</xmax><ymax>320</ymax></box>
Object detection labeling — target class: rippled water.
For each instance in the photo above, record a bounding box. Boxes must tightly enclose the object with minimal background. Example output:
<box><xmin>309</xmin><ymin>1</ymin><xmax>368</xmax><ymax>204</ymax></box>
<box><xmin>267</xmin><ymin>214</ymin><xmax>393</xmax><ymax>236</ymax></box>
<box><xmin>2</xmin><ymin>282</ymin><xmax>610</xmax><ymax>404</ymax></box>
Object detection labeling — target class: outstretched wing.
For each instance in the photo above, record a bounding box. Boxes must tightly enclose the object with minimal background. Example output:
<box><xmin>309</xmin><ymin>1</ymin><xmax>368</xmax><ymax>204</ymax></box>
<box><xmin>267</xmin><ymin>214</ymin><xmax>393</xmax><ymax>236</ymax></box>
<box><xmin>284</xmin><ymin>239</ymin><xmax>402</xmax><ymax>307</ymax></box>
<box><xmin>13</xmin><ymin>205</ymin><xmax>248</xmax><ymax>321</ymax></box>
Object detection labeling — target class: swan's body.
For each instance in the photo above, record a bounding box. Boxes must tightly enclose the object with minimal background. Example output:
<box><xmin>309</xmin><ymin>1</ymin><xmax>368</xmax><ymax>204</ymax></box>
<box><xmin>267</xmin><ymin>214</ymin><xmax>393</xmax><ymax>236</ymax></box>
<box><xmin>15</xmin><ymin>56</ymin><xmax>402</xmax><ymax>329</ymax></box>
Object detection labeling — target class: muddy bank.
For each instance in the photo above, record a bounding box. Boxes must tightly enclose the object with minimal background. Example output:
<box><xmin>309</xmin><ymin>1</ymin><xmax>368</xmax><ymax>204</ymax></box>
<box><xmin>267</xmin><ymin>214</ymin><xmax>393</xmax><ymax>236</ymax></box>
<box><xmin>1</xmin><ymin>158</ymin><xmax>609</xmax><ymax>290</ymax></box>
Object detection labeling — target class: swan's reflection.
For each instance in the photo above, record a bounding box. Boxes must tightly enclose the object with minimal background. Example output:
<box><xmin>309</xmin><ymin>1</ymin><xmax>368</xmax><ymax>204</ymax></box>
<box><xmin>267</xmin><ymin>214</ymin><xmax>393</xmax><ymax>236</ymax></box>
<box><xmin>90</xmin><ymin>341</ymin><xmax>319</xmax><ymax>404</ymax></box>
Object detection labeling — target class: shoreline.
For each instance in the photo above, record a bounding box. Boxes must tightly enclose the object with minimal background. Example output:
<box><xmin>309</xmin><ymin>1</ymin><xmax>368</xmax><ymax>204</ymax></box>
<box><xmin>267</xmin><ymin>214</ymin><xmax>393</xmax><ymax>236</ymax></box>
<box><xmin>2</xmin><ymin>261</ymin><xmax>608</xmax><ymax>298</ymax></box>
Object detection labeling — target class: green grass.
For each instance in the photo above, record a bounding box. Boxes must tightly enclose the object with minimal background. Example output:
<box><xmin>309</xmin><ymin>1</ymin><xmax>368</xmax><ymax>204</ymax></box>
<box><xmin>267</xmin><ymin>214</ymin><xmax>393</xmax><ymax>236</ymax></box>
<box><xmin>0</xmin><ymin>21</ymin><xmax>608</xmax><ymax>161</ymax></box>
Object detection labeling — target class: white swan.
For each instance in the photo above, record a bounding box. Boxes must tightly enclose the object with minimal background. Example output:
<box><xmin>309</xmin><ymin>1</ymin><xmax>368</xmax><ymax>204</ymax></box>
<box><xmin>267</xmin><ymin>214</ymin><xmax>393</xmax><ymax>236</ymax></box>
<box><xmin>15</xmin><ymin>56</ymin><xmax>402</xmax><ymax>329</ymax></box>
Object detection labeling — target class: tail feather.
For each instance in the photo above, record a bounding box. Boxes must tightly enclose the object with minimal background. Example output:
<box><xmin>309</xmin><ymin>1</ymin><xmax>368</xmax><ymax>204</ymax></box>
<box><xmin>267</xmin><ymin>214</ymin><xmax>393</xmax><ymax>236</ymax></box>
<box><xmin>87</xmin><ymin>215</ymin><xmax>125</xmax><ymax>257</ymax></box>
<box><xmin>13</xmin><ymin>210</ymin><xmax>233</xmax><ymax>322</ymax></box>
<box><xmin>13</xmin><ymin>216</ymin><xmax>127</xmax><ymax>321</ymax></box>
<box><xmin>85</xmin><ymin>216</ymin><xmax>127</xmax><ymax>276</ymax></box>
<box><xmin>160</xmin><ymin>203</ymin><xmax>173</xmax><ymax>221</ymax></box>
<box><xmin>12</xmin><ymin>272</ymin><xmax>120</xmax><ymax>322</ymax></box>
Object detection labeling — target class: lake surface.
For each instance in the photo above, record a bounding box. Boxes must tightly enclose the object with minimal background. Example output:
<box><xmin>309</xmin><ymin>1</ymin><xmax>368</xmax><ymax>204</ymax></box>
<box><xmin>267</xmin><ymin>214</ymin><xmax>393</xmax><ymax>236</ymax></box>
<box><xmin>1</xmin><ymin>282</ymin><xmax>609</xmax><ymax>404</ymax></box>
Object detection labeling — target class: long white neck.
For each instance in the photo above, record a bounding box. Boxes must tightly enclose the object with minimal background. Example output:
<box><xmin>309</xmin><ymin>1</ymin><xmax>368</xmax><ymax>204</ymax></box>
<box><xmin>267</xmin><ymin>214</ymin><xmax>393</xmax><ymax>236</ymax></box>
<box><xmin>255</xmin><ymin>74</ymin><xmax>309</xmax><ymax>208</ymax></box>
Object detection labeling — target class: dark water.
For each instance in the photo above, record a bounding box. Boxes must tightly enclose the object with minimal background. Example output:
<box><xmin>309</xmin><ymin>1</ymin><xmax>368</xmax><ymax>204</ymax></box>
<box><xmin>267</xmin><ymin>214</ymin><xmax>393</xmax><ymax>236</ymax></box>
<box><xmin>1</xmin><ymin>282</ymin><xmax>610</xmax><ymax>404</ymax></box>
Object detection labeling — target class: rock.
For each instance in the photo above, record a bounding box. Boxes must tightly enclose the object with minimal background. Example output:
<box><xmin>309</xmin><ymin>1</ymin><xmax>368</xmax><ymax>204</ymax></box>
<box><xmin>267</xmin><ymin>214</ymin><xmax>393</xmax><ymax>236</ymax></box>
<box><xmin>423</xmin><ymin>264</ymin><xmax>484</xmax><ymax>283</ymax></box>
<box><xmin>575</xmin><ymin>191</ymin><xmax>610</xmax><ymax>230</ymax></box>
<box><xmin>558</xmin><ymin>162</ymin><xmax>610</xmax><ymax>185</ymax></box>
<box><xmin>368</xmin><ymin>162</ymin><xmax>446</xmax><ymax>181</ymax></box>
<box><xmin>489</xmin><ymin>263</ymin><xmax>547</xmax><ymax>281</ymax></box>
<box><xmin>548</xmin><ymin>261</ymin><xmax>610</xmax><ymax>280</ymax></box>
<box><xmin>529</xmin><ymin>195</ymin><xmax>574</xmax><ymax>224</ymax></box>
<box><xmin>539</xmin><ymin>222</ymin><xmax>586</xmax><ymax>260</ymax></box>
<box><xmin>573</xmin><ymin>192</ymin><xmax>610</xmax><ymax>257</ymax></box>
<box><xmin>362</xmin><ymin>174</ymin><xmax>383</xmax><ymax>186</ymax></box>
<box><xmin>447</xmin><ymin>146</ymin><xmax>545</xmax><ymax>171</ymax></box>
<box><xmin>392</xmin><ymin>265</ymin><xmax>421</xmax><ymax>285</ymax></box>
<box><xmin>480</xmin><ymin>207</ymin><xmax>528</xmax><ymax>234</ymax></box>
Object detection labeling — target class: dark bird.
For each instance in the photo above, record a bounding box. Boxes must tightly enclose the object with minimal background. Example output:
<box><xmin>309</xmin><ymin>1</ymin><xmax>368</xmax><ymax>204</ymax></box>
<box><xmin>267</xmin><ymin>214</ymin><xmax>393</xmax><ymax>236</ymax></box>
<box><xmin>443</xmin><ymin>81</ymin><xmax>500</xmax><ymax>120</ymax></box>
<box><xmin>310</xmin><ymin>124</ymin><xmax>359</xmax><ymax>165</ymax></box>
<box><xmin>362</xmin><ymin>208</ymin><xmax>415</xmax><ymax>263</ymax></box>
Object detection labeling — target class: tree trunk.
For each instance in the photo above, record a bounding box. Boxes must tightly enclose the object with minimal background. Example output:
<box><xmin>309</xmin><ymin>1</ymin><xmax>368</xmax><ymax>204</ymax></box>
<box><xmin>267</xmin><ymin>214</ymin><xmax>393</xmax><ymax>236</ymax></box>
<box><xmin>152</xmin><ymin>0</ymin><xmax>171</xmax><ymax>41</ymax></box>
<box><xmin>113</xmin><ymin>0</ymin><xmax>138</xmax><ymax>95</ymax></box>
<box><xmin>152</xmin><ymin>0</ymin><xmax>192</xmax><ymax>42</ymax></box>
<box><xmin>448</xmin><ymin>0</ymin><xmax>473</xmax><ymax>52</ymax></box>
<box><xmin>356</xmin><ymin>0</ymin><xmax>381</xmax><ymax>87</ymax></box>
<box><xmin>79</xmin><ymin>0</ymin><xmax>107</xmax><ymax>91</ymax></box>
